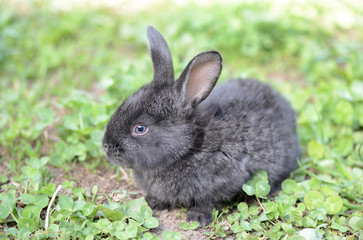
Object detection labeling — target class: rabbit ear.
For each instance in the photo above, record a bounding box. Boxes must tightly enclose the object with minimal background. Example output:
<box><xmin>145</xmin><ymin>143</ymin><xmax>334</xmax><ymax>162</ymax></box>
<box><xmin>147</xmin><ymin>26</ymin><xmax>174</xmax><ymax>85</ymax></box>
<box><xmin>176</xmin><ymin>51</ymin><xmax>222</xmax><ymax>108</ymax></box>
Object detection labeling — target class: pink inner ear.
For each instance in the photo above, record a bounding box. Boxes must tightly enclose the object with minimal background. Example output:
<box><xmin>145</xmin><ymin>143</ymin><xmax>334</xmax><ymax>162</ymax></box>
<box><xmin>185</xmin><ymin>59</ymin><xmax>219</xmax><ymax>103</ymax></box>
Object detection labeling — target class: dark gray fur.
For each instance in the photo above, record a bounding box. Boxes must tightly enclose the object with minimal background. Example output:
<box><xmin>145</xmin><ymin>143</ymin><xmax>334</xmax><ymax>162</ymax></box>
<box><xmin>102</xmin><ymin>26</ymin><xmax>300</xmax><ymax>226</ymax></box>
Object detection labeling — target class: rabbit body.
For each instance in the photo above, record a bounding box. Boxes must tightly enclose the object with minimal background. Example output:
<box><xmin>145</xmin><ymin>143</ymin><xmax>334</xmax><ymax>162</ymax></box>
<box><xmin>102</xmin><ymin>26</ymin><xmax>300</xmax><ymax>226</ymax></box>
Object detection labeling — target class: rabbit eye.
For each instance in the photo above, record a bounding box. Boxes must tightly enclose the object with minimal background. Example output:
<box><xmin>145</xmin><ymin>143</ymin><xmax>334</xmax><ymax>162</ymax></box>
<box><xmin>132</xmin><ymin>125</ymin><xmax>149</xmax><ymax>136</ymax></box>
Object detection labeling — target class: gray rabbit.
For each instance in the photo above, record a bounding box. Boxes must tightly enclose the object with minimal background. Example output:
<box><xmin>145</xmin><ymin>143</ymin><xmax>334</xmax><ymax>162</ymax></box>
<box><xmin>102</xmin><ymin>26</ymin><xmax>300</xmax><ymax>226</ymax></box>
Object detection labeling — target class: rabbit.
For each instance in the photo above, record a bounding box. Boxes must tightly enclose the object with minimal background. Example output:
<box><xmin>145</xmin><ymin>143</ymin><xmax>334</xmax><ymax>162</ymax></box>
<box><xmin>102</xmin><ymin>26</ymin><xmax>301</xmax><ymax>226</ymax></box>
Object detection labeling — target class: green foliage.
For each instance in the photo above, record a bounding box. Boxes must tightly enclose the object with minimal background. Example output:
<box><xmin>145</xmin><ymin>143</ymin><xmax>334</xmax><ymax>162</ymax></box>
<box><xmin>242</xmin><ymin>170</ymin><xmax>271</xmax><ymax>198</ymax></box>
<box><xmin>224</xmin><ymin>173</ymin><xmax>363</xmax><ymax>238</ymax></box>
<box><xmin>161</xmin><ymin>230</ymin><xmax>182</xmax><ymax>240</ymax></box>
<box><xmin>0</xmin><ymin>189</ymin><xmax>160</xmax><ymax>239</ymax></box>
<box><xmin>179</xmin><ymin>221</ymin><xmax>199</xmax><ymax>231</ymax></box>
<box><xmin>1</xmin><ymin>0</ymin><xmax>363</xmax><ymax>239</ymax></box>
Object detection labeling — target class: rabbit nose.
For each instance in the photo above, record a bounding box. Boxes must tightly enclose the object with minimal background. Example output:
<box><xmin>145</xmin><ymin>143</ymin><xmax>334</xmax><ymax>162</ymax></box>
<box><xmin>103</xmin><ymin>144</ymin><xmax>109</xmax><ymax>152</ymax></box>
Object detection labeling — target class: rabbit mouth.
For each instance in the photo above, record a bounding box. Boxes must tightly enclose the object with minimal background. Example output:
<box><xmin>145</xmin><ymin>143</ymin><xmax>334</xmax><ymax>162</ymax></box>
<box><xmin>105</xmin><ymin>152</ymin><xmax>134</xmax><ymax>168</ymax></box>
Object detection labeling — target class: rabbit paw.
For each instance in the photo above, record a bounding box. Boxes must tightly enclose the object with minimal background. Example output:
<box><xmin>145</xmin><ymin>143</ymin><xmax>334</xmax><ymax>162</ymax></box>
<box><xmin>145</xmin><ymin>195</ymin><xmax>170</xmax><ymax>210</ymax></box>
<box><xmin>187</xmin><ymin>206</ymin><xmax>213</xmax><ymax>227</ymax></box>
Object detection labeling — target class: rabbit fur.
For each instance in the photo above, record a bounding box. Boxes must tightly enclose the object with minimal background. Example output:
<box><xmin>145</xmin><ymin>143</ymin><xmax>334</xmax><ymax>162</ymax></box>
<box><xmin>102</xmin><ymin>26</ymin><xmax>301</xmax><ymax>226</ymax></box>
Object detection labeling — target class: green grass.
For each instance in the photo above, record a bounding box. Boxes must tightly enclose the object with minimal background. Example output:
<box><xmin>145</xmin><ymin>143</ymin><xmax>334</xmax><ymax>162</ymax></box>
<box><xmin>1</xmin><ymin>0</ymin><xmax>363</xmax><ymax>239</ymax></box>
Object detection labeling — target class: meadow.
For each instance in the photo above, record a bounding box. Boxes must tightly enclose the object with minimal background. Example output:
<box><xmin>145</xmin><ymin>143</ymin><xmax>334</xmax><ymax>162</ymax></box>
<box><xmin>0</xmin><ymin>0</ymin><xmax>363</xmax><ymax>239</ymax></box>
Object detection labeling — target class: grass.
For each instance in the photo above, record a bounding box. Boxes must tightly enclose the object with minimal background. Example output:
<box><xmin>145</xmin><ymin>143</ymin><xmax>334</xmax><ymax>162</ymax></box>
<box><xmin>1</xmin><ymin>0</ymin><xmax>363</xmax><ymax>239</ymax></box>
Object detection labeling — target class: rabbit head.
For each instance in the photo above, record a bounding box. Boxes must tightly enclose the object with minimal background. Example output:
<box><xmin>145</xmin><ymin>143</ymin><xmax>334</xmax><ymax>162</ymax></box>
<box><xmin>102</xmin><ymin>26</ymin><xmax>222</xmax><ymax>170</ymax></box>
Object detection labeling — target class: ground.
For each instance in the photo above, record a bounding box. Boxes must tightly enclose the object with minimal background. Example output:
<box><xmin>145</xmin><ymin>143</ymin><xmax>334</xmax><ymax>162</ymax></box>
<box><xmin>50</xmin><ymin>163</ymin><xmax>210</xmax><ymax>239</ymax></box>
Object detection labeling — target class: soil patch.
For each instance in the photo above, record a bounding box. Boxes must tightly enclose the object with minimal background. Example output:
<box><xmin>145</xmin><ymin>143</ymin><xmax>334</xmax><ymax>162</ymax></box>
<box><xmin>0</xmin><ymin>161</ymin><xmax>8</xmax><ymax>178</ymax></box>
<box><xmin>151</xmin><ymin>209</ymin><xmax>211</xmax><ymax>240</ymax></box>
